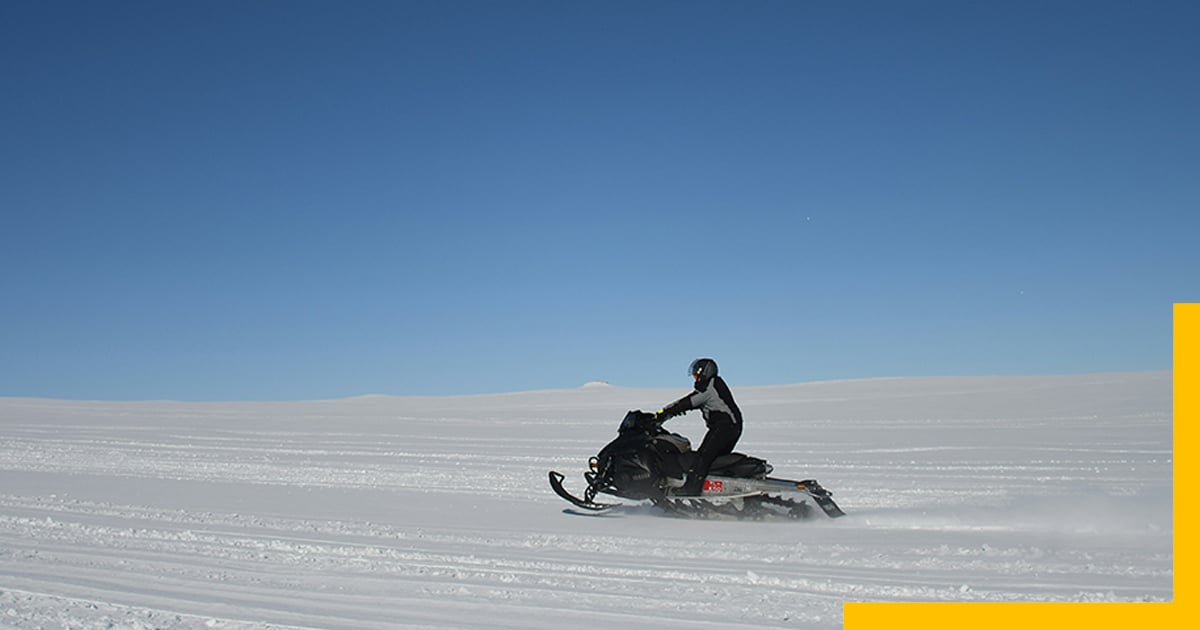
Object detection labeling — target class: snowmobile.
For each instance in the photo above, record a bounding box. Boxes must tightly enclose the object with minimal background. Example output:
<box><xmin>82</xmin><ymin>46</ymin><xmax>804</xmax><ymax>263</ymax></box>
<box><xmin>548</xmin><ymin>410</ymin><xmax>845</xmax><ymax>519</ymax></box>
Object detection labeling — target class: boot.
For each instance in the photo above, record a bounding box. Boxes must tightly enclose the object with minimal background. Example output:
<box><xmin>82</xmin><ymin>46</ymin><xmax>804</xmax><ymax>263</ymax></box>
<box><xmin>679</xmin><ymin>473</ymin><xmax>704</xmax><ymax>496</ymax></box>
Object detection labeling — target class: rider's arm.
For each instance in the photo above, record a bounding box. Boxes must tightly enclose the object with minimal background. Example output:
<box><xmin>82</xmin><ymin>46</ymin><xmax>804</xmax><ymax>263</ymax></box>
<box><xmin>656</xmin><ymin>394</ymin><xmax>692</xmax><ymax>421</ymax></box>
<box><xmin>657</xmin><ymin>386</ymin><xmax>714</xmax><ymax>421</ymax></box>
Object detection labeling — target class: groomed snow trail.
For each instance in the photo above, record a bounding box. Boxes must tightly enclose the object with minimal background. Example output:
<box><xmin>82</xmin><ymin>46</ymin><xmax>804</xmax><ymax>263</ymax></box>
<box><xmin>0</xmin><ymin>373</ymin><xmax>1172</xmax><ymax>628</ymax></box>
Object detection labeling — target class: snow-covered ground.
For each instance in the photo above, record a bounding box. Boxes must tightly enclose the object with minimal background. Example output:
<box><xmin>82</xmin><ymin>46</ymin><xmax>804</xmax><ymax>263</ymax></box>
<box><xmin>0</xmin><ymin>372</ymin><xmax>1172</xmax><ymax>629</ymax></box>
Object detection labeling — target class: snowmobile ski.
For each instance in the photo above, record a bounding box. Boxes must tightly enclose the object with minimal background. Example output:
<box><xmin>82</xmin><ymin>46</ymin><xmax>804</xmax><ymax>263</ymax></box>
<box><xmin>548</xmin><ymin>471</ymin><xmax>618</xmax><ymax>511</ymax></box>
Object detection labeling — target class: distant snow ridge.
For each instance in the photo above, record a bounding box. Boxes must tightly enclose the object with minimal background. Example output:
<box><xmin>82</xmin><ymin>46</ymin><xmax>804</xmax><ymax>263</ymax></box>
<box><xmin>581</xmin><ymin>380</ymin><xmax>613</xmax><ymax>388</ymax></box>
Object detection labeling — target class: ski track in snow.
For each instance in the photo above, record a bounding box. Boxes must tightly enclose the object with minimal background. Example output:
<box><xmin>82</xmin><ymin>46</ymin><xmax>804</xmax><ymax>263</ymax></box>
<box><xmin>0</xmin><ymin>373</ymin><xmax>1173</xmax><ymax>628</ymax></box>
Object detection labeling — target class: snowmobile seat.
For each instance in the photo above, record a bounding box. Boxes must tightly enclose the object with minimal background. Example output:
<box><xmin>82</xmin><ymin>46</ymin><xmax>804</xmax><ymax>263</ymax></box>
<box><xmin>709</xmin><ymin>453</ymin><xmax>772</xmax><ymax>478</ymax></box>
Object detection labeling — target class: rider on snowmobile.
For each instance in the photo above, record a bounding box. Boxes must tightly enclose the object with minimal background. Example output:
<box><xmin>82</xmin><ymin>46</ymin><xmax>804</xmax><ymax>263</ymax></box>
<box><xmin>655</xmin><ymin>358</ymin><xmax>743</xmax><ymax>495</ymax></box>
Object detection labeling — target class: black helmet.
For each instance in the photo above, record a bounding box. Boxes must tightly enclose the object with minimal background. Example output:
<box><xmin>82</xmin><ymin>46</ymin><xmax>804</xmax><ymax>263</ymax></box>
<box><xmin>689</xmin><ymin>358</ymin><xmax>718</xmax><ymax>381</ymax></box>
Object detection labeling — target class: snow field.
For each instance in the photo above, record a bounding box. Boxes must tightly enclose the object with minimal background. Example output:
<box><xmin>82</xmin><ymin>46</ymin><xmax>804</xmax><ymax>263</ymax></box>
<box><xmin>0</xmin><ymin>372</ymin><xmax>1172</xmax><ymax>628</ymax></box>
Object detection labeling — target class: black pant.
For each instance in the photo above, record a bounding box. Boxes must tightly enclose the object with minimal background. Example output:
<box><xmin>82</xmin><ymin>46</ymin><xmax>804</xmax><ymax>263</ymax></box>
<box><xmin>690</xmin><ymin>421</ymin><xmax>743</xmax><ymax>481</ymax></box>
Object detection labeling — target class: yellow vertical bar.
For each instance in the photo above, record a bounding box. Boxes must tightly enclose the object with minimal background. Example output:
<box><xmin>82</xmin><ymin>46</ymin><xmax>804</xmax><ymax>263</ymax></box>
<box><xmin>1175</xmin><ymin>303</ymin><xmax>1194</xmax><ymax>605</ymax></box>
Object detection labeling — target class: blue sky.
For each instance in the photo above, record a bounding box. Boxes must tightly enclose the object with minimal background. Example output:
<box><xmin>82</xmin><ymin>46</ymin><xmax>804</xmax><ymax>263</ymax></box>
<box><xmin>2</xmin><ymin>1</ymin><xmax>1196</xmax><ymax>401</ymax></box>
